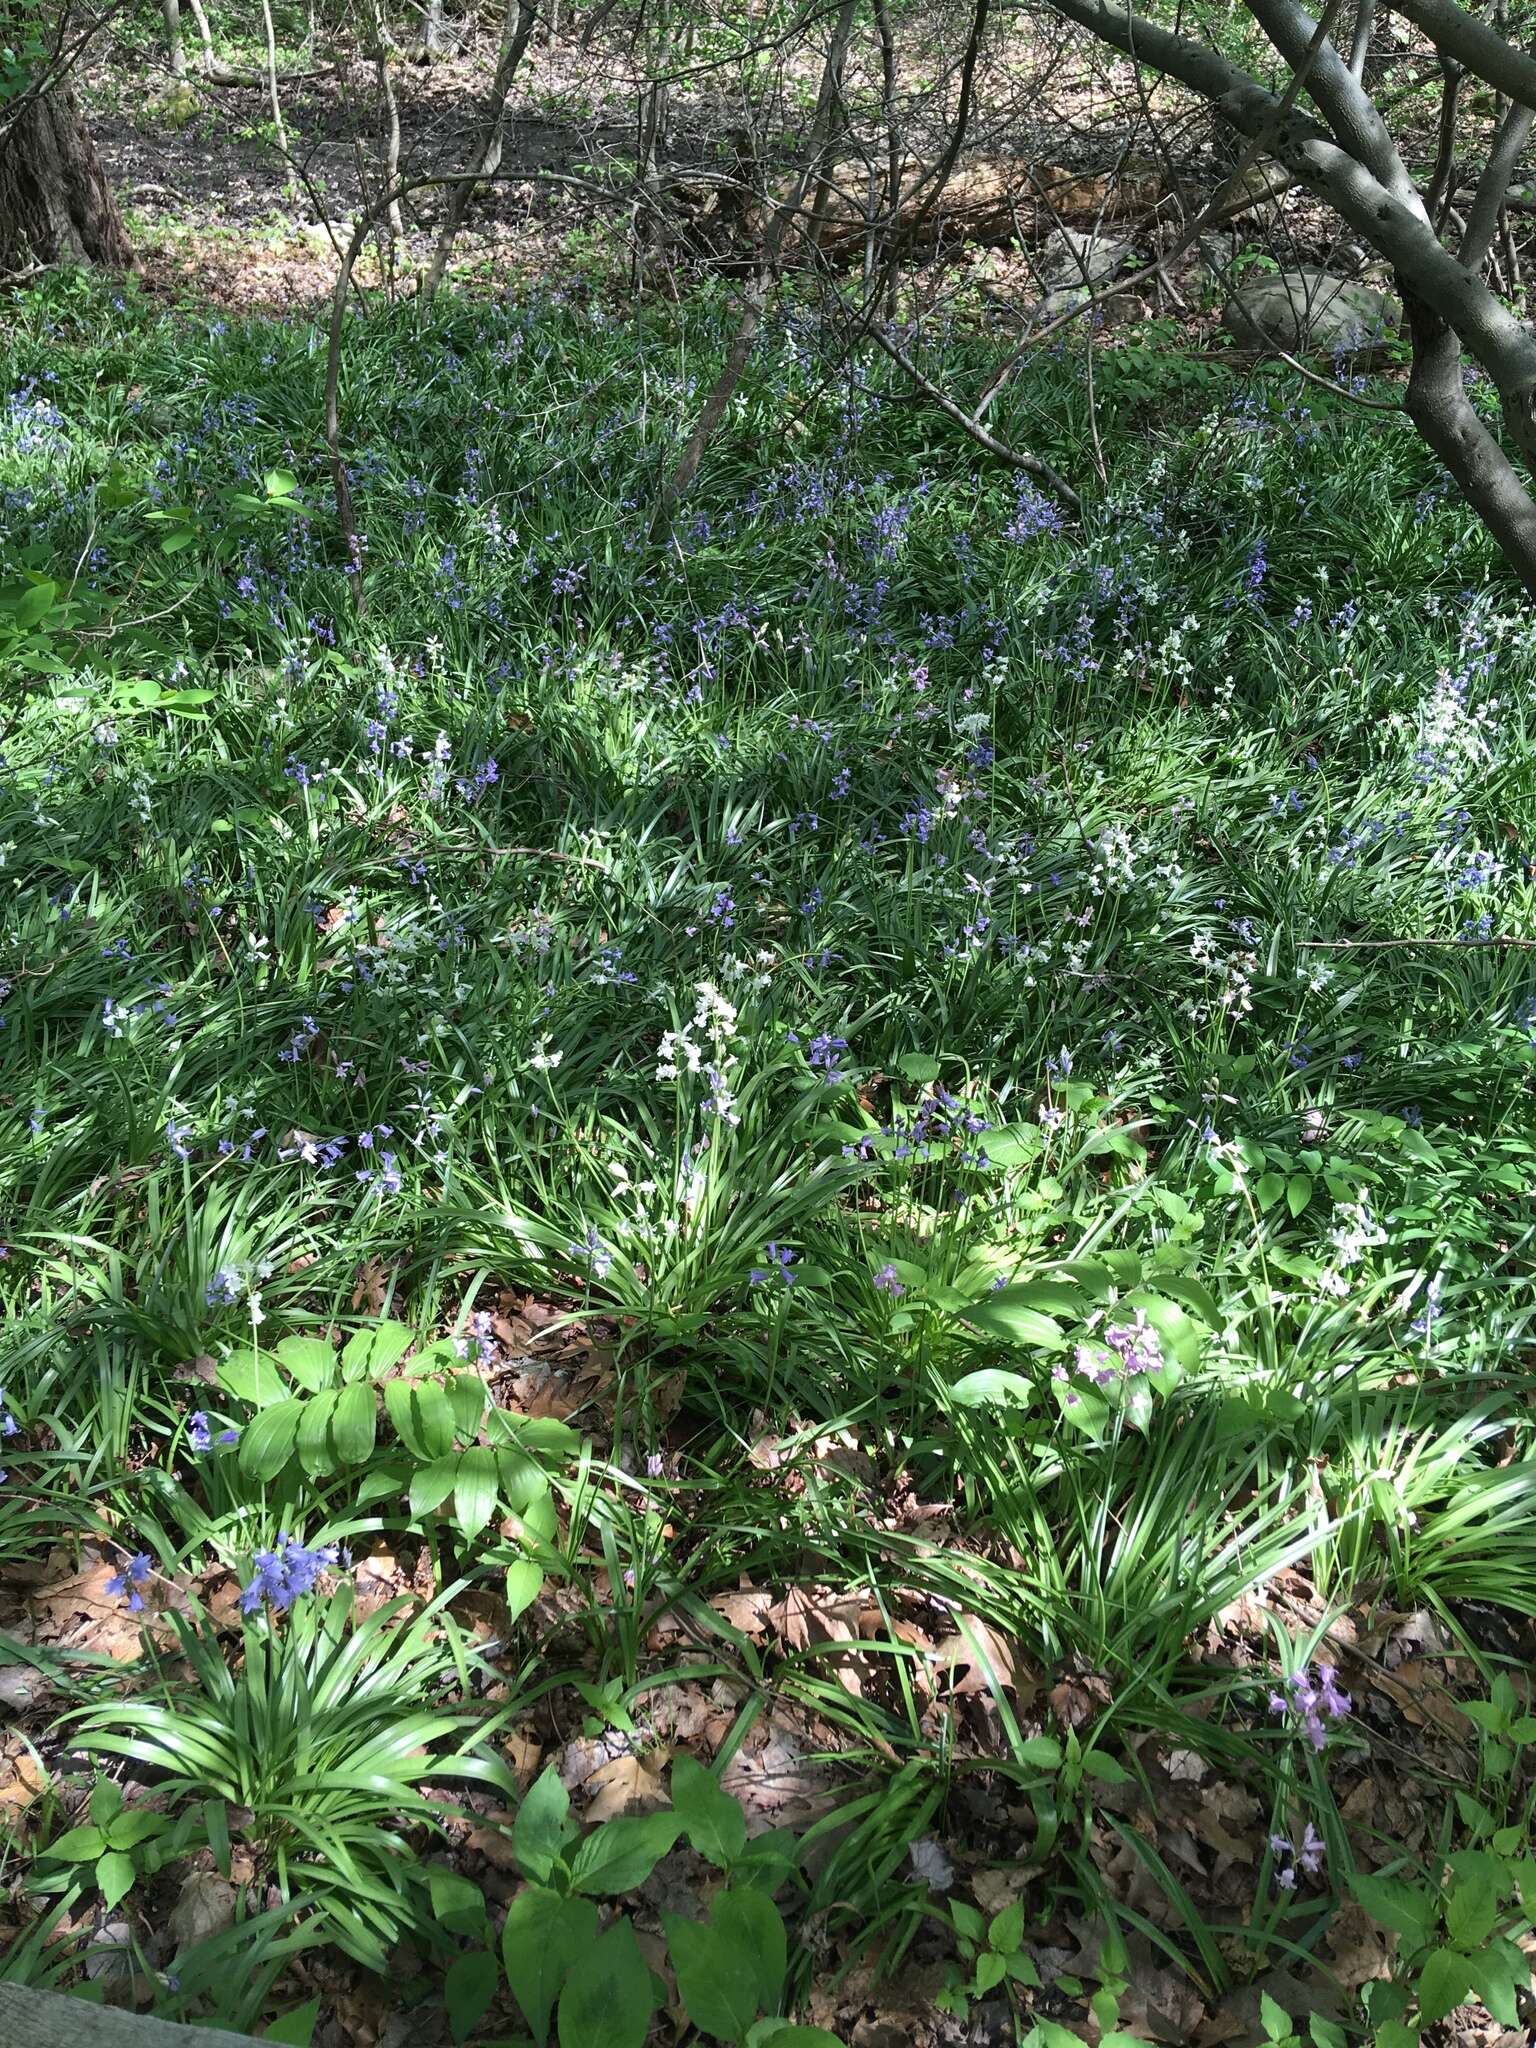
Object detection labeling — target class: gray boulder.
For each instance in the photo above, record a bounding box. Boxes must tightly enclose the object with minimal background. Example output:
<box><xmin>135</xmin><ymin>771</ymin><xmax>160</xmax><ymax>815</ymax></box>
<box><xmin>1038</xmin><ymin>226</ymin><xmax>1132</xmax><ymax>317</ymax></box>
<box><xmin>1222</xmin><ymin>267</ymin><xmax>1400</xmax><ymax>356</ymax></box>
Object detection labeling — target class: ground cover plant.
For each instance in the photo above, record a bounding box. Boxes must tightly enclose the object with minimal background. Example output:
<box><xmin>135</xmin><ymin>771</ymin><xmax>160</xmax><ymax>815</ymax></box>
<box><xmin>2</xmin><ymin>252</ymin><xmax>1536</xmax><ymax>2047</ymax></box>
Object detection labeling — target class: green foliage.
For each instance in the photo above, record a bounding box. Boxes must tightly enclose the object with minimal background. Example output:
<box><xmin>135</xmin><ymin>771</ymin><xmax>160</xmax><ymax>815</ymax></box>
<box><xmin>69</xmin><ymin>1586</ymin><xmax>517</xmax><ymax>1969</ymax></box>
<box><xmin>2</xmin><ymin>267</ymin><xmax>1536</xmax><ymax>2041</ymax></box>
<box><xmin>494</xmin><ymin>1758</ymin><xmax>808</xmax><ymax>2045</ymax></box>
<box><xmin>29</xmin><ymin>1776</ymin><xmax>191</xmax><ymax>1909</ymax></box>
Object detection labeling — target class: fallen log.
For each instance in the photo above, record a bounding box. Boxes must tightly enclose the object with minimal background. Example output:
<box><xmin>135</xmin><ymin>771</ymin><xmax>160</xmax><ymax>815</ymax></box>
<box><xmin>0</xmin><ymin>1982</ymin><xmax>258</xmax><ymax>2046</ymax></box>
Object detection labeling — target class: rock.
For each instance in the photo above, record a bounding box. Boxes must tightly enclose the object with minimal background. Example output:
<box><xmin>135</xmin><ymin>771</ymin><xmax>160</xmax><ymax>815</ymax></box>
<box><xmin>1038</xmin><ymin>225</ymin><xmax>1131</xmax><ymax>316</ymax></box>
<box><xmin>1222</xmin><ymin>267</ymin><xmax>1401</xmax><ymax>356</ymax></box>
<box><xmin>1197</xmin><ymin>232</ymin><xmax>1240</xmax><ymax>288</ymax></box>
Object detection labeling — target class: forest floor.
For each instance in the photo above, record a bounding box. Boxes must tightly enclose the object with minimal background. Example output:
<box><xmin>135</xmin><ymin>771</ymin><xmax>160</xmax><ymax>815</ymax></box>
<box><xmin>1</xmin><ymin>21</ymin><xmax>1535</xmax><ymax>2048</ymax></box>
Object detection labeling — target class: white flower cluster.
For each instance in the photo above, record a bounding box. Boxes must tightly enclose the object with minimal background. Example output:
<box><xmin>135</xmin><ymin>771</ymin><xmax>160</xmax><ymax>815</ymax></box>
<box><xmin>1089</xmin><ymin>823</ymin><xmax>1138</xmax><ymax>894</ymax></box>
<box><xmin>657</xmin><ymin>981</ymin><xmax>738</xmax><ymax>1080</ymax></box>
<box><xmin>1189</xmin><ymin>930</ymin><xmax>1257</xmax><ymax>1017</ymax></box>
<box><xmin>1319</xmin><ymin>1190</ymin><xmax>1388</xmax><ymax>1299</ymax></box>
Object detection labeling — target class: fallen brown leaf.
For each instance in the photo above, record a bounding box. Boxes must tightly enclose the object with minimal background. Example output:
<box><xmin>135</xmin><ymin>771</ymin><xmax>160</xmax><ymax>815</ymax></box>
<box><xmin>584</xmin><ymin>1747</ymin><xmax>672</xmax><ymax>1822</ymax></box>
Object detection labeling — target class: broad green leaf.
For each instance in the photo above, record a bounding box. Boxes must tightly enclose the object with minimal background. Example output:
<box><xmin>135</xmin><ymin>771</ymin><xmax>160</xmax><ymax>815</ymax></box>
<box><xmin>294</xmin><ymin>1392</ymin><xmax>342</xmax><ymax>1474</ymax></box>
<box><xmin>503</xmin><ymin>1885</ymin><xmax>596</xmax><ymax>2047</ymax></box>
<box><xmin>1259</xmin><ymin>1989</ymin><xmax>1292</xmax><ymax>2043</ymax></box>
<box><xmin>988</xmin><ymin>1901</ymin><xmax>1025</xmax><ymax>1954</ymax></box>
<box><xmin>448</xmin><ymin>1370</ymin><xmax>487</xmax><ymax>1438</ymax></box>
<box><xmin>1462</xmin><ymin>1941</ymin><xmax>1523</xmax><ymax>2027</ymax></box>
<box><xmin>331</xmin><ymin>1383</ymin><xmax>377</xmax><ymax>1466</ymax></box>
<box><xmin>557</xmin><ymin>1919</ymin><xmax>655</xmax><ymax>2048</ymax></box>
<box><xmin>106</xmin><ymin>1811</ymin><xmax>164</xmax><ymax>1849</ymax></box>
<box><xmin>730</xmin><ymin>1830</ymin><xmax>799</xmax><ymax>1893</ymax></box>
<box><xmin>1445</xmin><ymin>1849</ymin><xmax>1501</xmax><ymax>1947</ymax></box>
<box><xmin>522</xmin><ymin>1489</ymin><xmax>559</xmax><ymax>1543</ymax></box>
<box><xmin>262</xmin><ymin>1998</ymin><xmax>321</xmax><ymax>2046</ymax></box>
<box><xmin>1080</xmin><ymin>1751</ymin><xmax>1132</xmax><ymax>1786</ymax></box>
<box><xmin>974</xmin><ymin>1951</ymin><xmax>1007</xmax><ymax>1993</ymax></box>
<box><xmin>950</xmin><ymin>1898</ymin><xmax>985</xmax><ymax>1944</ymax></box>
<box><xmin>672</xmin><ymin>1754</ymin><xmax>747</xmax><ymax>1871</ymax></box>
<box><xmin>1018</xmin><ymin>1736</ymin><xmax>1062</xmax><ymax>1769</ymax></box>
<box><xmin>216</xmin><ymin>1349</ymin><xmax>286</xmax><ymax>1408</ymax></box>
<box><xmin>516</xmin><ymin>1416</ymin><xmax>580</xmax><ymax>1456</ymax></box>
<box><xmin>1256</xmin><ymin>1172</ymin><xmax>1285</xmax><ymax>1212</ymax></box>
<box><xmin>453</xmin><ymin>1447</ymin><xmax>501</xmax><ymax>1541</ymax></box>
<box><xmin>295</xmin><ymin>1390</ymin><xmax>340</xmax><ymax>1479</ymax></box>
<box><xmin>1155</xmin><ymin>1273</ymin><xmax>1223</xmax><ymax>1329</ymax></box>
<box><xmin>47</xmin><ymin>1824</ymin><xmax>105</xmax><ymax>1862</ymax></box>
<box><xmin>444</xmin><ymin>1949</ymin><xmax>498</xmax><ymax>2046</ymax></box>
<box><xmin>496</xmin><ymin>1447</ymin><xmax>546</xmax><ymax>1511</ymax></box>
<box><xmin>1347</xmin><ymin>1871</ymin><xmax>1434</xmax><ymax>1948</ymax></box>
<box><xmin>275</xmin><ymin>1336</ymin><xmax>337</xmax><ymax>1392</ymax></box>
<box><xmin>505</xmin><ymin>1558</ymin><xmax>544</xmax><ymax>1624</ymax></box>
<box><xmin>1053</xmin><ymin>1374</ymin><xmax>1113</xmax><ymax>1434</ymax></box>
<box><xmin>959</xmin><ymin>1288</ymin><xmax>1065</xmax><ymax>1349</ymax></box>
<box><xmin>96</xmin><ymin>1850</ymin><xmax>135</xmax><ymax>1908</ymax></box>
<box><xmin>428</xmin><ymin>1866</ymin><xmax>488</xmax><ymax>1937</ymax></box>
<box><xmin>238</xmin><ymin>1398</ymin><xmax>304</xmax><ymax>1481</ymax></box>
<box><xmin>950</xmin><ymin>1369</ymin><xmax>1035</xmax><ymax>1410</ymax></box>
<box><xmin>663</xmin><ymin>1912</ymin><xmax>760</xmax><ymax>2042</ymax></box>
<box><xmin>12</xmin><ymin>580</ymin><xmax>57</xmax><ymax>628</ymax></box>
<box><xmin>385</xmin><ymin>1378</ymin><xmax>455</xmax><ymax>1460</ymax></box>
<box><xmin>409</xmin><ymin>1454</ymin><xmax>460</xmax><ymax>1519</ymax></box>
<box><xmin>1416</xmin><ymin>1945</ymin><xmax>1472</xmax><ymax>2025</ymax></box>
<box><xmin>341</xmin><ymin>1319</ymin><xmax>414</xmax><ymax>1380</ymax></box>
<box><xmin>89</xmin><ymin>1780</ymin><xmax>123</xmax><ymax>1828</ymax></box>
<box><xmin>1286</xmin><ymin>1174</ymin><xmax>1313</xmax><ymax>1218</ymax></box>
<box><xmin>712</xmin><ymin>1887</ymin><xmax>786</xmax><ymax>2013</ymax></box>
<box><xmin>568</xmin><ymin>1811</ymin><xmax>682</xmax><ymax>1895</ymax></box>
<box><xmin>515</xmin><ymin>1766</ymin><xmax>574</xmax><ymax>1884</ymax></box>
<box><xmin>978</xmin><ymin>1123</ymin><xmax>1043</xmax><ymax>1167</ymax></box>
<box><xmin>751</xmin><ymin>2031</ymin><xmax>844</xmax><ymax>2047</ymax></box>
<box><xmin>893</xmin><ymin>1053</ymin><xmax>941</xmax><ymax>1082</ymax></box>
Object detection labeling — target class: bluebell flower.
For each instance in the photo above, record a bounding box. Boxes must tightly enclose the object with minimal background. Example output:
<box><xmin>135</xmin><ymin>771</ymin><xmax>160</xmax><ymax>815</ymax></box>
<box><xmin>567</xmin><ymin>1227</ymin><xmax>613</xmax><ymax>1281</ymax></box>
<box><xmin>749</xmin><ymin>1242</ymin><xmax>795</xmax><ymax>1289</ymax></box>
<box><xmin>206</xmin><ymin>1267</ymin><xmax>244</xmax><ymax>1308</ymax></box>
<box><xmin>186</xmin><ymin>1411</ymin><xmax>238</xmax><ymax>1454</ymax></box>
<box><xmin>240</xmin><ymin>1535</ymin><xmax>342</xmax><ymax>1614</ymax></box>
<box><xmin>106</xmin><ymin>1552</ymin><xmax>153</xmax><ymax>1613</ymax></box>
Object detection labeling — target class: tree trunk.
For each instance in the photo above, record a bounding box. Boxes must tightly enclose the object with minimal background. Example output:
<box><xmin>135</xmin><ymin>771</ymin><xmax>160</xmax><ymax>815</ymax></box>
<box><xmin>162</xmin><ymin>0</ymin><xmax>188</xmax><ymax>78</ymax></box>
<box><xmin>1402</xmin><ymin>289</ymin><xmax>1536</xmax><ymax>595</ymax></box>
<box><xmin>0</xmin><ymin>78</ymin><xmax>134</xmax><ymax>273</ymax></box>
<box><xmin>419</xmin><ymin>0</ymin><xmax>538</xmax><ymax>303</ymax></box>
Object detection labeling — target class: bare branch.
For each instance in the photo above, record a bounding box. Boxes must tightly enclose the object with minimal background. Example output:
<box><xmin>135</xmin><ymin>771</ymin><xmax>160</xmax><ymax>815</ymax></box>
<box><xmin>869</xmin><ymin>322</ymin><xmax>1082</xmax><ymax>510</ymax></box>
<box><xmin>1460</xmin><ymin>100</ymin><xmax>1535</xmax><ymax>271</ymax></box>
